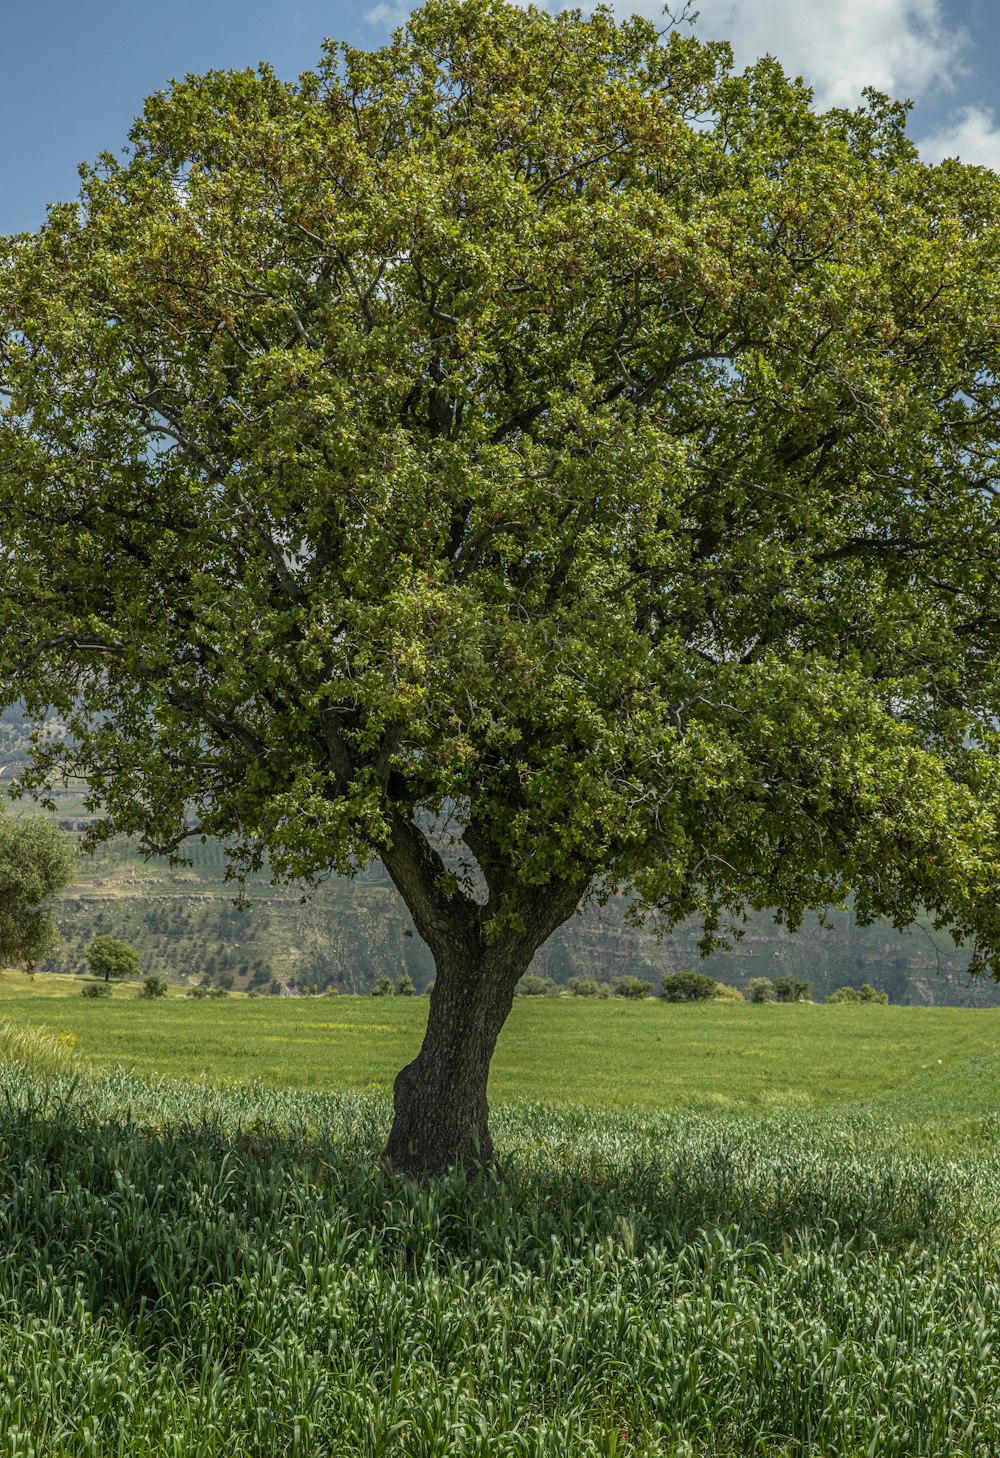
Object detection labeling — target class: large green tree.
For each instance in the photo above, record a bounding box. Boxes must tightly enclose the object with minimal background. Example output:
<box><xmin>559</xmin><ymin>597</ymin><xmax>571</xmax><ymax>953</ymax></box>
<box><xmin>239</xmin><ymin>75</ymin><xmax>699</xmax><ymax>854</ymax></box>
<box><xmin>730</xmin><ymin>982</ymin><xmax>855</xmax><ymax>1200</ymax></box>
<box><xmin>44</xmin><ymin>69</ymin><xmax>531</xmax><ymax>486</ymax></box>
<box><xmin>3</xmin><ymin>1</ymin><xmax>1000</xmax><ymax>1173</ymax></box>
<box><xmin>0</xmin><ymin>811</ymin><xmax>75</xmax><ymax>972</ymax></box>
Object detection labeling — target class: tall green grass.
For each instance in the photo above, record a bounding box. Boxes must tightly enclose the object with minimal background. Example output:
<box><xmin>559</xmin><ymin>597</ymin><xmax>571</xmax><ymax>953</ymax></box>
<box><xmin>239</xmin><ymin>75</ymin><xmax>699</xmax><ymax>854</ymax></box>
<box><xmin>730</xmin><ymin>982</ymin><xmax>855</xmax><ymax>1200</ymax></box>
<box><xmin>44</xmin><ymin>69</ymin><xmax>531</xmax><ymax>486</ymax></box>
<box><xmin>0</xmin><ymin>1057</ymin><xmax>998</xmax><ymax>1455</ymax></box>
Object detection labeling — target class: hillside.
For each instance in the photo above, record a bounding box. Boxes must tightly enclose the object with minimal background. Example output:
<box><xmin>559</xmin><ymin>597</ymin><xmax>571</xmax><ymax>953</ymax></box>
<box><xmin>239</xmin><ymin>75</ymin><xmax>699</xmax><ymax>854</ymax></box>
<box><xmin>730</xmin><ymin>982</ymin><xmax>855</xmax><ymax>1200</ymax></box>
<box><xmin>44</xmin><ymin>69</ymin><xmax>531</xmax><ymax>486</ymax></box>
<box><xmin>3</xmin><ymin>706</ymin><xmax>996</xmax><ymax>1004</ymax></box>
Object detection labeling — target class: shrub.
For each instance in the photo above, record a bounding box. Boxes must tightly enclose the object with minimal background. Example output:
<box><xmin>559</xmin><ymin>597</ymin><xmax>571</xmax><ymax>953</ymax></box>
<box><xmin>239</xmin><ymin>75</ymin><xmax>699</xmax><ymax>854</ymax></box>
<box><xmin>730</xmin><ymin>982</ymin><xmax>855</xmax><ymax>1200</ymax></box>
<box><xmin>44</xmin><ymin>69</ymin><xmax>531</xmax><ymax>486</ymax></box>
<box><xmin>746</xmin><ymin>978</ymin><xmax>775</xmax><ymax>1004</ymax></box>
<box><xmin>713</xmin><ymin>982</ymin><xmax>745</xmax><ymax>1001</ymax></box>
<box><xmin>425</xmin><ymin>981</ymin><xmax>435</xmax><ymax>996</ymax></box>
<box><xmin>187</xmin><ymin>985</ymin><xmax>210</xmax><ymax>999</ymax></box>
<box><xmin>595</xmin><ymin>982</ymin><xmax>614</xmax><ymax>999</ymax></box>
<box><xmin>81</xmin><ymin>982</ymin><xmax>111</xmax><ymax>998</ymax></box>
<box><xmin>859</xmin><ymin>982</ymin><xmax>889</xmax><ymax>1004</ymax></box>
<box><xmin>518</xmin><ymin>974</ymin><xmax>558</xmax><ymax>996</ymax></box>
<box><xmin>772</xmin><ymin>977</ymin><xmax>810</xmax><ymax>1003</ymax></box>
<box><xmin>660</xmin><ymin>971</ymin><xmax>717</xmax><ymax>1002</ymax></box>
<box><xmin>613</xmin><ymin>976</ymin><xmax>654</xmax><ymax>1000</ymax></box>
<box><xmin>567</xmin><ymin>977</ymin><xmax>599</xmax><ymax>997</ymax></box>
<box><xmin>372</xmin><ymin>976</ymin><xmax>393</xmax><ymax>997</ymax></box>
<box><xmin>826</xmin><ymin>984</ymin><xmax>861</xmax><ymax>1004</ymax></box>
<box><xmin>140</xmin><ymin>975</ymin><xmax>169</xmax><ymax>999</ymax></box>
<box><xmin>395</xmin><ymin>974</ymin><xmax>416</xmax><ymax>997</ymax></box>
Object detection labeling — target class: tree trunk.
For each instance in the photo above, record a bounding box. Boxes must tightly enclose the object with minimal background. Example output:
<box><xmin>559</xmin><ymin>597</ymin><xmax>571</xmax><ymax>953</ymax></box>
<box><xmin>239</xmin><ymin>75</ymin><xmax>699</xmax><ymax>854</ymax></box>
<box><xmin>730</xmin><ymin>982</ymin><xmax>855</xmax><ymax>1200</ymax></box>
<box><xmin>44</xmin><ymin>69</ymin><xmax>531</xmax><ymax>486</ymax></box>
<box><xmin>377</xmin><ymin>809</ymin><xmax>587</xmax><ymax>1177</ymax></box>
<box><xmin>382</xmin><ymin>946</ymin><xmax>523</xmax><ymax>1177</ymax></box>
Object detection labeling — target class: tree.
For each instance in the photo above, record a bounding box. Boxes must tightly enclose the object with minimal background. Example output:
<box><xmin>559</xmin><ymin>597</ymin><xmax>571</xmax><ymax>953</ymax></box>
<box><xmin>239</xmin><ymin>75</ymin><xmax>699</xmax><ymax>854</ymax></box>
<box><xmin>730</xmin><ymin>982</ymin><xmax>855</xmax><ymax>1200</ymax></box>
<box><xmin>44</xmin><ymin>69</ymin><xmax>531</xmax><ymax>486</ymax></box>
<box><xmin>3</xmin><ymin>1</ymin><xmax>1000</xmax><ymax>1174</ymax></box>
<box><xmin>517</xmin><ymin>974</ymin><xmax>558</xmax><ymax>997</ymax></box>
<box><xmin>772</xmin><ymin>976</ymin><xmax>810</xmax><ymax>1003</ymax></box>
<box><xmin>660</xmin><ymin>971</ymin><xmax>718</xmax><ymax>1002</ymax></box>
<box><xmin>0</xmin><ymin>811</ymin><xmax>75</xmax><ymax>971</ymax></box>
<box><xmin>86</xmin><ymin>936</ymin><xmax>141</xmax><ymax>984</ymax></box>
<box><xmin>747</xmin><ymin>979</ymin><xmax>776</xmax><ymax>1005</ymax></box>
<box><xmin>614</xmin><ymin>976</ymin><xmax>655</xmax><ymax>1000</ymax></box>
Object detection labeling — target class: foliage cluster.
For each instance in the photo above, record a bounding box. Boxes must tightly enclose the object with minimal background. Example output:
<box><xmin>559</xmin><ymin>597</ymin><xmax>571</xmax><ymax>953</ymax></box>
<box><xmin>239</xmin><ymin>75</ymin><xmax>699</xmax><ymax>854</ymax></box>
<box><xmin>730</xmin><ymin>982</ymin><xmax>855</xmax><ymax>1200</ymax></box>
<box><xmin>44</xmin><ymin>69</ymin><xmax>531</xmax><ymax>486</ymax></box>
<box><xmin>746</xmin><ymin>976</ymin><xmax>812</xmax><ymax>1003</ymax></box>
<box><xmin>660</xmin><ymin>971</ymin><xmax>719</xmax><ymax>1002</ymax></box>
<box><xmin>0</xmin><ymin>811</ymin><xmax>75</xmax><ymax>971</ymax></box>
<box><xmin>773</xmin><ymin>977</ymin><xmax>812</xmax><ymax>1004</ymax></box>
<box><xmin>85</xmin><ymin>937</ymin><xmax>140</xmax><ymax>985</ymax></box>
<box><xmin>827</xmin><ymin>983</ymin><xmax>890</xmax><ymax>1004</ymax></box>
<box><xmin>518</xmin><ymin>974</ymin><xmax>560</xmax><ymax>997</ymax></box>
<box><xmin>613</xmin><ymin>977</ymin><xmax>655</xmax><ymax>1000</ymax></box>
<box><xmin>372</xmin><ymin>974</ymin><xmax>425</xmax><ymax>997</ymax></box>
<box><xmin>747</xmin><ymin>978</ymin><xmax>775</xmax><ymax>1004</ymax></box>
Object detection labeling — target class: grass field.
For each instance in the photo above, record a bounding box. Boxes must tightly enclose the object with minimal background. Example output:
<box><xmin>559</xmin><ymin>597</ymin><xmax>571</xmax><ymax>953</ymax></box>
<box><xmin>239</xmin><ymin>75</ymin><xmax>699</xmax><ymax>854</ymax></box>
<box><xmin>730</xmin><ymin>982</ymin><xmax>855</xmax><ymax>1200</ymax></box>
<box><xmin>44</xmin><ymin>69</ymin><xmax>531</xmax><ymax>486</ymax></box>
<box><xmin>2</xmin><ymin>992</ymin><xmax>1000</xmax><ymax>1454</ymax></box>
<box><xmin>1</xmin><ymin>979</ymin><xmax>999</xmax><ymax>1122</ymax></box>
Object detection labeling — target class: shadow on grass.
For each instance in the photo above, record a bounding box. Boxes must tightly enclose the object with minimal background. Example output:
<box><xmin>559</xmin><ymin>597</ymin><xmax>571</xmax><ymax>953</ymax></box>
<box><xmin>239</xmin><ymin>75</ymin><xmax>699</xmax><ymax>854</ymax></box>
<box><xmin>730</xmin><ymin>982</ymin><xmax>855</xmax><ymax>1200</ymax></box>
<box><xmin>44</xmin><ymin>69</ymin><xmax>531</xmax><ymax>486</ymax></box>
<box><xmin>0</xmin><ymin>1065</ymin><xmax>965</xmax><ymax>1355</ymax></box>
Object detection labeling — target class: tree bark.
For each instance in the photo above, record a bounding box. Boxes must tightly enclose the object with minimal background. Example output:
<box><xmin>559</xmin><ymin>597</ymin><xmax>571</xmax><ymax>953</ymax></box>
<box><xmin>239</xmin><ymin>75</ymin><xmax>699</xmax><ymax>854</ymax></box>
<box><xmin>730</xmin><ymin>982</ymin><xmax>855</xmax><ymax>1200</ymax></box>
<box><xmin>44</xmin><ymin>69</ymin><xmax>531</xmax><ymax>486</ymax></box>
<box><xmin>382</xmin><ymin>944</ymin><xmax>521</xmax><ymax>1176</ymax></box>
<box><xmin>378</xmin><ymin>811</ymin><xmax>586</xmax><ymax>1177</ymax></box>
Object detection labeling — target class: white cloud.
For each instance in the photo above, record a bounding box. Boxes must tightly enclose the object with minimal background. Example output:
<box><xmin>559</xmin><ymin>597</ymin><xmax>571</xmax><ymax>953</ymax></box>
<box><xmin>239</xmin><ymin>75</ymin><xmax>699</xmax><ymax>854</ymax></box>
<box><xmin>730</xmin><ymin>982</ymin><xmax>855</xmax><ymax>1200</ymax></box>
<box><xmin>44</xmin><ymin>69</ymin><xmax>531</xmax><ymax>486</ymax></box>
<box><xmin>918</xmin><ymin>104</ymin><xmax>1000</xmax><ymax>170</ymax></box>
<box><xmin>499</xmin><ymin>0</ymin><xmax>963</xmax><ymax>110</ymax></box>
<box><xmin>643</xmin><ymin>0</ymin><xmax>964</xmax><ymax>109</ymax></box>
<box><xmin>364</xmin><ymin>2</ymin><xmax>412</xmax><ymax>28</ymax></box>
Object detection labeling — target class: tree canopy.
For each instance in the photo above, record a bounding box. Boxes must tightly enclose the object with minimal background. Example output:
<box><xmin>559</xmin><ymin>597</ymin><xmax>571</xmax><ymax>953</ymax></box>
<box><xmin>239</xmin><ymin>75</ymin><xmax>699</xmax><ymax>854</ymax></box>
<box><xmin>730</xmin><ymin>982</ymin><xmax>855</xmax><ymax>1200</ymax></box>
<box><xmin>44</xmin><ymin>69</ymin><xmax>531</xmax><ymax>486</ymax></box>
<box><xmin>3</xmin><ymin>0</ymin><xmax>1000</xmax><ymax>1170</ymax></box>
<box><xmin>86</xmin><ymin>936</ymin><xmax>141</xmax><ymax>984</ymax></box>
<box><xmin>0</xmin><ymin>811</ymin><xmax>75</xmax><ymax>971</ymax></box>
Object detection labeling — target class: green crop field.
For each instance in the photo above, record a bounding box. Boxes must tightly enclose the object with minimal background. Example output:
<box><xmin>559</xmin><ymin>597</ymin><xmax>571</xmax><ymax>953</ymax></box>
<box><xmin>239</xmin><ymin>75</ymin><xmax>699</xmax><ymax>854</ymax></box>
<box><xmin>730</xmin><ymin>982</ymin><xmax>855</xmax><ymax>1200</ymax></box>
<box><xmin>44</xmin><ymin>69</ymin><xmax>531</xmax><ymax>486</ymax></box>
<box><xmin>1</xmin><ymin>983</ymin><xmax>999</xmax><ymax>1125</ymax></box>
<box><xmin>1</xmin><ymin>997</ymin><xmax>1000</xmax><ymax>1454</ymax></box>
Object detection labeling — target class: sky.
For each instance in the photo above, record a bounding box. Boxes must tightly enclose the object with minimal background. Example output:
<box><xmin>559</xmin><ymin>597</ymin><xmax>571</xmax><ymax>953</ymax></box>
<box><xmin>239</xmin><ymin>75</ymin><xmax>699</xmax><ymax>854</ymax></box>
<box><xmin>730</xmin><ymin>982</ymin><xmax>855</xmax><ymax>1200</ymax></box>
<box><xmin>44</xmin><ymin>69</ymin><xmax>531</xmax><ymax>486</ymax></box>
<box><xmin>1</xmin><ymin>0</ymin><xmax>999</xmax><ymax>236</ymax></box>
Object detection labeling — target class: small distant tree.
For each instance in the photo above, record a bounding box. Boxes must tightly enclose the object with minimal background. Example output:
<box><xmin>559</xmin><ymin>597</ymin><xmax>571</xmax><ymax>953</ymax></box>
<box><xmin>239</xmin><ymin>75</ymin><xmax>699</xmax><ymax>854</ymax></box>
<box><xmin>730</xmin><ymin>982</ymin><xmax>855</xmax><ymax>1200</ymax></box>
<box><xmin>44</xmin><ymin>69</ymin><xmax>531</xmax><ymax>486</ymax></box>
<box><xmin>0</xmin><ymin>810</ymin><xmax>75</xmax><ymax>973</ymax></box>
<box><xmin>372</xmin><ymin>976</ymin><xmax>393</xmax><ymax>997</ymax></box>
<box><xmin>567</xmin><ymin>977</ymin><xmax>599</xmax><ymax>998</ymax></box>
<box><xmin>395</xmin><ymin>973</ymin><xmax>416</xmax><ymax>997</ymax></box>
<box><xmin>518</xmin><ymin>974</ymin><xmax>559</xmax><ymax>996</ymax></box>
<box><xmin>712</xmin><ymin>982</ymin><xmax>745</xmax><ymax>1002</ymax></box>
<box><xmin>746</xmin><ymin>978</ymin><xmax>775</xmax><ymax>1004</ymax></box>
<box><xmin>614</xmin><ymin>976</ymin><xmax>654</xmax><ymax>1000</ymax></box>
<box><xmin>140</xmin><ymin>974</ymin><xmax>169</xmax><ymax>999</ymax></box>
<box><xmin>660</xmin><ymin>971</ymin><xmax>717</xmax><ymax>1002</ymax></box>
<box><xmin>859</xmin><ymin>982</ymin><xmax>889</xmax><ymax>1004</ymax></box>
<box><xmin>85</xmin><ymin>936</ymin><xmax>140</xmax><ymax>985</ymax></box>
<box><xmin>772</xmin><ymin>977</ymin><xmax>810</xmax><ymax>1003</ymax></box>
<box><xmin>826</xmin><ymin>984</ymin><xmax>861</xmax><ymax>1004</ymax></box>
<box><xmin>81</xmin><ymin>982</ymin><xmax>111</xmax><ymax>998</ymax></box>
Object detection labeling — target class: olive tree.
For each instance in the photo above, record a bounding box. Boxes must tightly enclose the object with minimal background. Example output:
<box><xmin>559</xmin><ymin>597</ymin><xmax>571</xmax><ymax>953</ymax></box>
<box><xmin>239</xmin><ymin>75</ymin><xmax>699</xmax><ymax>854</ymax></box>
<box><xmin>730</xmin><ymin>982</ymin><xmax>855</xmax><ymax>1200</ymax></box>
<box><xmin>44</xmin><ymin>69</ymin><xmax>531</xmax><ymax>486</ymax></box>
<box><xmin>0</xmin><ymin>811</ymin><xmax>75</xmax><ymax>972</ymax></box>
<box><xmin>3</xmin><ymin>0</ymin><xmax>1000</xmax><ymax>1173</ymax></box>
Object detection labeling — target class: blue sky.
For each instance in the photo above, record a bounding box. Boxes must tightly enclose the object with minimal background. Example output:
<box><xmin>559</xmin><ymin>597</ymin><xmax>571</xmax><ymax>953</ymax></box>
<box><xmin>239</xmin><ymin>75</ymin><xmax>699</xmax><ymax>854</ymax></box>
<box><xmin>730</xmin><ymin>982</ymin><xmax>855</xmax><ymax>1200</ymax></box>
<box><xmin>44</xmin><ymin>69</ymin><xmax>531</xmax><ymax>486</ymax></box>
<box><xmin>3</xmin><ymin>0</ymin><xmax>998</xmax><ymax>236</ymax></box>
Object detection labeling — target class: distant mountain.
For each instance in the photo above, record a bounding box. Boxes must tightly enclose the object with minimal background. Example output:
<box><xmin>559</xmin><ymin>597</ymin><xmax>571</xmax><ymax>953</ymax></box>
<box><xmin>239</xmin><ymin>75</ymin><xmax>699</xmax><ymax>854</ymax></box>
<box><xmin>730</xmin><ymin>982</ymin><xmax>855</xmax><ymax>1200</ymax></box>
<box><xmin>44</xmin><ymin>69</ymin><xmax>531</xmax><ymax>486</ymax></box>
<box><xmin>3</xmin><ymin>706</ymin><xmax>996</xmax><ymax>1005</ymax></box>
